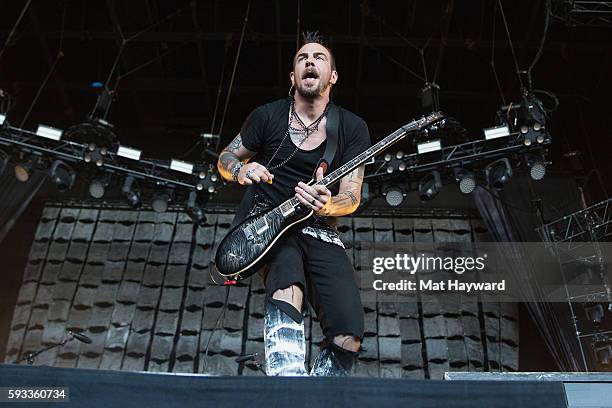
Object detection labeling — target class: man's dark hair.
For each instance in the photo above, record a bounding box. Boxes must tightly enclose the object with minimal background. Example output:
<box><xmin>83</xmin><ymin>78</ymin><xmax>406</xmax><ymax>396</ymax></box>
<box><xmin>294</xmin><ymin>30</ymin><xmax>336</xmax><ymax>71</ymax></box>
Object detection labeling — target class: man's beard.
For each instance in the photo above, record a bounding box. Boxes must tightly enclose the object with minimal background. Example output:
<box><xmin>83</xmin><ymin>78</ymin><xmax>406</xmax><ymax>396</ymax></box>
<box><xmin>296</xmin><ymin>78</ymin><xmax>330</xmax><ymax>99</ymax></box>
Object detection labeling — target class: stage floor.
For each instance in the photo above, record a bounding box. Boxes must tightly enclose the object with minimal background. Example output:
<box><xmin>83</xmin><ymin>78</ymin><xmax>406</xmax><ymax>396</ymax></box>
<box><xmin>0</xmin><ymin>363</ymin><xmax>575</xmax><ymax>408</ymax></box>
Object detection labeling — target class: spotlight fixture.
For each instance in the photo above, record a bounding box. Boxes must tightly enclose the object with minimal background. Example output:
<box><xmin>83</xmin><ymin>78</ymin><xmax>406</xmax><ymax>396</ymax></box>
<box><xmin>0</xmin><ymin>149</ymin><xmax>8</xmax><ymax>175</ymax></box>
<box><xmin>525</xmin><ymin>154</ymin><xmax>546</xmax><ymax>181</ymax></box>
<box><xmin>49</xmin><ymin>160</ymin><xmax>76</xmax><ymax>192</ymax></box>
<box><xmin>594</xmin><ymin>343</ymin><xmax>611</xmax><ymax>366</ymax></box>
<box><xmin>585</xmin><ymin>303</ymin><xmax>605</xmax><ymax>326</ymax></box>
<box><xmin>485</xmin><ymin>158</ymin><xmax>512</xmax><ymax>189</ymax></box>
<box><xmin>14</xmin><ymin>161</ymin><xmax>32</xmax><ymax>183</ymax></box>
<box><xmin>453</xmin><ymin>168</ymin><xmax>476</xmax><ymax>194</ymax></box>
<box><xmin>418</xmin><ymin>170</ymin><xmax>442</xmax><ymax>202</ymax></box>
<box><xmin>122</xmin><ymin>176</ymin><xmax>141</xmax><ymax>208</ymax></box>
<box><xmin>383</xmin><ymin>186</ymin><xmax>405</xmax><ymax>207</ymax></box>
<box><xmin>89</xmin><ymin>174</ymin><xmax>111</xmax><ymax>199</ymax></box>
<box><xmin>186</xmin><ymin>191</ymin><xmax>207</xmax><ymax>226</ymax></box>
<box><xmin>152</xmin><ymin>189</ymin><xmax>172</xmax><ymax>213</ymax></box>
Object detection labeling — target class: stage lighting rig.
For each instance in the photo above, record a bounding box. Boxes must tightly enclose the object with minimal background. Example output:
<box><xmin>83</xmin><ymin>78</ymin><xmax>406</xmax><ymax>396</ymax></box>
<box><xmin>498</xmin><ymin>91</ymin><xmax>553</xmax><ymax>147</ymax></box>
<box><xmin>64</xmin><ymin>118</ymin><xmax>117</xmax><ymax>149</ymax></box>
<box><xmin>585</xmin><ymin>303</ymin><xmax>606</xmax><ymax>326</ymax></box>
<box><xmin>593</xmin><ymin>339</ymin><xmax>611</xmax><ymax>367</ymax></box>
<box><xmin>525</xmin><ymin>153</ymin><xmax>547</xmax><ymax>181</ymax></box>
<box><xmin>186</xmin><ymin>191</ymin><xmax>207</xmax><ymax>226</ymax></box>
<box><xmin>453</xmin><ymin>168</ymin><xmax>477</xmax><ymax>194</ymax></box>
<box><xmin>151</xmin><ymin>189</ymin><xmax>173</xmax><ymax>213</ymax></box>
<box><xmin>49</xmin><ymin>160</ymin><xmax>76</xmax><ymax>192</ymax></box>
<box><xmin>418</xmin><ymin>171</ymin><xmax>442</xmax><ymax>202</ymax></box>
<box><xmin>383</xmin><ymin>186</ymin><xmax>405</xmax><ymax>207</ymax></box>
<box><xmin>89</xmin><ymin>174</ymin><xmax>112</xmax><ymax>199</ymax></box>
<box><xmin>485</xmin><ymin>158</ymin><xmax>513</xmax><ymax>190</ymax></box>
<box><xmin>14</xmin><ymin>160</ymin><xmax>33</xmax><ymax>183</ymax></box>
<box><xmin>122</xmin><ymin>176</ymin><xmax>142</xmax><ymax>209</ymax></box>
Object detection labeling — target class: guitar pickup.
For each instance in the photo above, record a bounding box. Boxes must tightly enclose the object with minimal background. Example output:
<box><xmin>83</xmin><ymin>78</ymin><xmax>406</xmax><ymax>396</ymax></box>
<box><xmin>280</xmin><ymin>205</ymin><xmax>295</xmax><ymax>217</ymax></box>
<box><xmin>255</xmin><ymin>218</ymin><xmax>269</xmax><ymax>235</ymax></box>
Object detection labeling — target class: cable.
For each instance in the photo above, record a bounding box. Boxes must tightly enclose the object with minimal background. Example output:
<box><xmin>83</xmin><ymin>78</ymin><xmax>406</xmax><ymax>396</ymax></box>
<box><xmin>216</xmin><ymin>0</ymin><xmax>252</xmax><ymax>152</ymax></box>
<box><xmin>296</xmin><ymin>0</ymin><xmax>301</xmax><ymax>52</ymax></box>
<box><xmin>497</xmin><ymin>0</ymin><xmax>525</xmax><ymax>90</ymax></box>
<box><xmin>103</xmin><ymin>5</ymin><xmax>187</xmax><ymax>89</ymax></box>
<box><xmin>526</xmin><ymin>0</ymin><xmax>552</xmax><ymax>91</ymax></box>
<box><xmin>0</xmin><ymin>0</ymin><xmax>33</xmax><ymax>61</ymax></box>
<box><xmin>202</xmin><ymin>285</ymin><xmax>230</xmax><ymax>373</ymax></box>
<box><xmin>490</xmin><ymin>1</ymin><xmax>507</xmax><ymax>105</ymax></box>
<box><xmin>19</xmin><ymin>3</ymin><xmax>66</xmax><ymax>128</ymax></box>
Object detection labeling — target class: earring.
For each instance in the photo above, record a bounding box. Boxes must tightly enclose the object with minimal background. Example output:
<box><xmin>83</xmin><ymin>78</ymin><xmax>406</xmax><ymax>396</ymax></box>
<box><xmin>288</xmin><ymin>84</ymin><xmax>295</xmax><ymax>97</ymax></box>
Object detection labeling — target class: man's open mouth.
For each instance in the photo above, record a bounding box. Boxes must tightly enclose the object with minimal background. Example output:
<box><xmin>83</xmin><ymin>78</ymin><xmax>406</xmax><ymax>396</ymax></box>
<box><xmin>302</xmin><ymin>70</ymin><xmax>319</xmax><ymax>80</ymax></box>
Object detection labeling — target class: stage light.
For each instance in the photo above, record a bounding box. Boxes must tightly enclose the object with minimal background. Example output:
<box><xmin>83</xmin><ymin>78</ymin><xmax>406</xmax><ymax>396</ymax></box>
<box><xmin>594</xmin><ymin>344</ymin><xmax>611</xmax><ymax>366</ymax></box>
<box><xmin>89</xmin><ymin>175</ymin><xmax>111</xmax><ymax>199</ymax></box>
<box><xmin>396</xmin><ymin>151</ymin><xmax>404</xmax><ymax>160</ymax></box>
<box><xmin>0</xmin><ymin>113</ymin><xmax>5</xmax><ymax>125</ymax></box>
<box><xmin>186</xmin><ymin>191</ymin><xmax>206</xmax><ymax>226</ymax></box>
<box><xmin>170</xmin><ymin>159</ymin><xmax>194</xmax><ymax>175</ymax></box>
<box><xmin>384</xmin><ymin>186</ymin><xmax>404</xmax><ymax>207</ymax></box>
<box><xmin>14</xmin><ymin>162</ymin><xmax>32</xmax><ymax>182</ymax></box>
<box><xmin>418</xmin><ymin>170</ymin><xmax>442</xmax><ymax>201</ymax></box>
<box><xmin>152</xmin><ymin>189</ymin><xmax>172</xmax><ymax>213</ymax></box>
<box><xmin>36</xmin><ymin>124</ymin><xmax>63</xmax><ymax>141</ymax></box>
<box><xmin>483</xmin><ymin>124</ymin><xmax>510</xmax><ymax>140</ymax></box>
<box><xmin>525</xmin><ymin>154</ymin><xmax>546</xmax><ymax>181</ymax></box>
<box><xmin>417</xmin><ymin>139</ymin><xmax>441</xmax><ymax>154</ymax></box>
<box><xmin>49</xmin><ymin>160</ymin><xmax>76</xmax><ymax>192</ymax></box>
<box><xmin>585</xmin><ymin>304</ymin><xmax>605</xmax><ymax>326</ymax></box>
<box><xmin>0</xmin><ymin>150</ymin><xmax>8</xmax><ymax>174</ymax></box>
<box><xmin>122</xmin><ymin>176</ymin><xmax>141</xmax><ymax>208</ymax></box>
<box><xmin>485</xmin><ymin>158</ymin><xmax>512</xmax><ymax>189</ymax></box>
<box><xmin>117</xmin><ymin>145</ymin><xmax>142</xmax><ymax>161</ymax></box>
<box><xmin>521</xmin><ymin>123</ymin><xmax>545</xmax><ymax>146</ymax></box>
<box><xmin>454</xmin><ymin>168</ymin><xmax>476</xmax><ymax>194</ymax></box>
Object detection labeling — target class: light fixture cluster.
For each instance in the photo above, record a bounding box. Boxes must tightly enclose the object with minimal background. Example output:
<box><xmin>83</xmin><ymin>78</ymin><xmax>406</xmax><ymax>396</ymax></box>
<box><xmin>379</xmin><ymin>152</ymin><xmax>547</xmax><ymax>206</ymax></box>
<box><xmin>0</xmin><ymin>115</ymin><xmax>221</xmax><ymax>225</ymax></box>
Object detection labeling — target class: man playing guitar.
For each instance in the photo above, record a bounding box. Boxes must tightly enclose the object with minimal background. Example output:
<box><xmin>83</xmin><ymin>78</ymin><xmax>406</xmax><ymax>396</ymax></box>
<box><xmin>217</xmin><ymin>32</ymin><xmax>370</xmax><ymax>376</ymax></box>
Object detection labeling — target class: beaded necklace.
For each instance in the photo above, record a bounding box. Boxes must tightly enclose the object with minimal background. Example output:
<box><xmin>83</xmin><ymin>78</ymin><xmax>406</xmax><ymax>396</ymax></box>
<box><xmin>265</xmin><ymin>98</ymin><xmax>330</xmax><ymax>171</ymax></box>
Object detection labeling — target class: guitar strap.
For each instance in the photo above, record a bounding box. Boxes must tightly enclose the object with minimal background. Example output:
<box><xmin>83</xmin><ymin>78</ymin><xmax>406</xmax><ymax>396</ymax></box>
<box><xmin>314</xmin><ymin>103</ymin><xmax>340</xmax><ymax>177</ymax></box>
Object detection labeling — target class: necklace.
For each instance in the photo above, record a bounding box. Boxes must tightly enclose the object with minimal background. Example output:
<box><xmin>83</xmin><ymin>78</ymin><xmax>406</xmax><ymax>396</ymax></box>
<box><xmin>265</xmin><ymin>98</ymin><xmax>330</xmax><ymax>171</ymax></box>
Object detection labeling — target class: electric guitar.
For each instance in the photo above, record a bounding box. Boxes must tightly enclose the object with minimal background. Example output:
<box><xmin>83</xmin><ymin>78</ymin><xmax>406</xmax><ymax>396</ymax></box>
<box><xmin>214</xmin><ymin>112</ymin><xmax>444</xmax><ymax>280</ymax></box>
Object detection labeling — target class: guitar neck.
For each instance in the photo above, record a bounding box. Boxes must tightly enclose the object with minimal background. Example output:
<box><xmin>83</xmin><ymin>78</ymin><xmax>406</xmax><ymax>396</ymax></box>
<box><xmin>318</xmin><ymin>127</ymin><xmax>410</xmax><ymax>188</ymax></box>
<box><xmin>282</xmin><ymin>112</ymin><xmax>442</xmax><ymax>209</ymax></box>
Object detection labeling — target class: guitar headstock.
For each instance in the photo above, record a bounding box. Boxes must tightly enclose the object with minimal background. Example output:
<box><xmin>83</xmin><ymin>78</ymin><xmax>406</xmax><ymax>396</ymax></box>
<box><xmin>416</xmin><ymin>111</ymin><xmax>444</xmax><ymax>129</ymax></box>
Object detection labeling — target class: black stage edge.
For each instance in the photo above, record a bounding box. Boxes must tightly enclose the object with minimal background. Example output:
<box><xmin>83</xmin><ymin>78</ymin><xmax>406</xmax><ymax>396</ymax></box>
<box><xmin>0</xmin><ymin>364</ymin><xmax>567</xmax><ymax>408</ymax></box>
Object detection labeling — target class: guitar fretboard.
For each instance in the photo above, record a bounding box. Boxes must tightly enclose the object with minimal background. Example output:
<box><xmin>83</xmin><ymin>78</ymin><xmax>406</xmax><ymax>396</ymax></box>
<box><xmin>281</xmin><ymin>111</ymin><xmax>443</xmax><ymax>209</ymax></box>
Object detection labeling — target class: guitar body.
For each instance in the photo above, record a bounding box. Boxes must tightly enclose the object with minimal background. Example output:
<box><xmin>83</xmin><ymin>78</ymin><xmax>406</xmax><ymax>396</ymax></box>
<box><xmin>214</xmin><ymin>203</ymin><xmax>313</xmax><ymax>280</ymax></box>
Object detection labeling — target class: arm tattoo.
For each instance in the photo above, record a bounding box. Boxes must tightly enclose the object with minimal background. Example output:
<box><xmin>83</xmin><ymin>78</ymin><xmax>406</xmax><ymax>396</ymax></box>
<box><xmin>340</xmin><ymin>191</ymin><xmax>358</xmax><ymax>205</ymax></box>
<box><xmin>219</xmin><ymin>152</ymin><xmax>239</xmax><ymax>171</ymax></box>
<box><xmin>225</xmin><ymin>135</ymin><xmax>243</xmax><ymax>153</ymax></box>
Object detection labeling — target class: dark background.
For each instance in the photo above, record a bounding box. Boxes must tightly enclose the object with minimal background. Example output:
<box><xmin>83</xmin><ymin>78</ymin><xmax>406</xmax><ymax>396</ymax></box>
<box><xmin>1</xmin><ymin>0</ymin><xmax>611</xmax><ymax>371</ymax></box>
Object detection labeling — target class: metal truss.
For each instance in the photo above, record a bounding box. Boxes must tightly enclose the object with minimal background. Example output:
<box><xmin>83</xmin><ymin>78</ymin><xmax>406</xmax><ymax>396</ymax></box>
<box><xmin>365</xmin><ymin>131</ymin><xmax>551</xmax><ymax>182</ymax></box>
<box><xmin>0</xmin><ymin>123</ymin><xmax>222</xmax><ymax>194</ymax></box>
<box><xmin>555</xmin><ymin>1</ymin><xmax>612</xmax><ymax>27</ymax></box>
<box><xmin>537</xmin><ymin>198</ymin><xmax>612</xmax><ymax>243</ymax></box>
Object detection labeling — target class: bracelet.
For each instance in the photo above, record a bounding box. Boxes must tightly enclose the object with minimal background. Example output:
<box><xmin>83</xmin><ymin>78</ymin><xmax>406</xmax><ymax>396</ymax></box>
<box><xmin>231</xmin><ymin>162</ymin><xmax>244</xmax><ymax>182</ymax></box>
